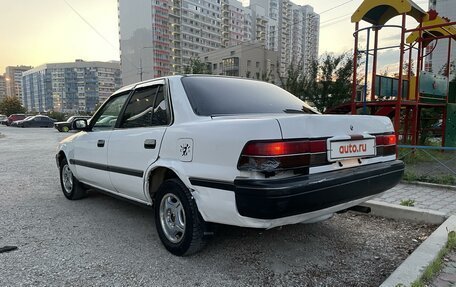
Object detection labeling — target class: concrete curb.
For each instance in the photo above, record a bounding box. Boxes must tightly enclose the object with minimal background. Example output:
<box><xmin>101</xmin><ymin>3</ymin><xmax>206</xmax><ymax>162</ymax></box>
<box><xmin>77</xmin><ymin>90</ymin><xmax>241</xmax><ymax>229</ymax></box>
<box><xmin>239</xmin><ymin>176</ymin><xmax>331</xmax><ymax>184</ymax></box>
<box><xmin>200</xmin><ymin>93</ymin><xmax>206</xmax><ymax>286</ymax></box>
<box><xmin>361</xmin><ymin>200</ymin><xmax>447</xmax><ymax>225</ymax></box>
<box><xmin>400</xmin><ymin>180</ymin><xmax>456</xmax><ymax>191</ymax></box>
<box><xmin>380</xmin><ymin>215</ymin><xmax>456</xmax><ymax>287</ymax></box>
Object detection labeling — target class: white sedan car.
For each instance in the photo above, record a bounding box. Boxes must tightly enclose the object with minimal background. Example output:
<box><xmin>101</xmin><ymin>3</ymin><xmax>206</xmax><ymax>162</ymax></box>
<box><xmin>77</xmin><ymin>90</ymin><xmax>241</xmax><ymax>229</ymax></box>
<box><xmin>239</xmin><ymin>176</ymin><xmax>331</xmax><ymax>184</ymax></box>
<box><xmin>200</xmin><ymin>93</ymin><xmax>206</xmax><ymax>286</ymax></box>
<box><xmin>56</xmin><ymin>75</ymin><xmax>404</xmax><ymax>256</ymax></box>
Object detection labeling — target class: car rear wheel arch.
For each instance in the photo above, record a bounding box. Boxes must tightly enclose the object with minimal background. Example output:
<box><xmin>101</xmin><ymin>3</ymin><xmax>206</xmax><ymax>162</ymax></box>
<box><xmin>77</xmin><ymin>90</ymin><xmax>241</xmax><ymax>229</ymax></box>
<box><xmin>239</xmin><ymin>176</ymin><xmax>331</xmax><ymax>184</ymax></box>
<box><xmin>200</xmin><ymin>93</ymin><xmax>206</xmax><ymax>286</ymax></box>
<box><xmin>148</xmin><ymin>167</ymin><xmax>180</xmax><ymax>203</ymax></box>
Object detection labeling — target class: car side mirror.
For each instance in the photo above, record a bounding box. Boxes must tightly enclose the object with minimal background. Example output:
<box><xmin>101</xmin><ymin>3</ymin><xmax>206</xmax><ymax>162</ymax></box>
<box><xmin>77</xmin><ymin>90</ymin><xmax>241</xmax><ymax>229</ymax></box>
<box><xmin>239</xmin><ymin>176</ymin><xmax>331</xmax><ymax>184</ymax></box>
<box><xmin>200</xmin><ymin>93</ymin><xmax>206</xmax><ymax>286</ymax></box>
<box><xmin>72</xmin><ymin>119</ymin><xmax>89</xmax><ymax>131</ymax></box>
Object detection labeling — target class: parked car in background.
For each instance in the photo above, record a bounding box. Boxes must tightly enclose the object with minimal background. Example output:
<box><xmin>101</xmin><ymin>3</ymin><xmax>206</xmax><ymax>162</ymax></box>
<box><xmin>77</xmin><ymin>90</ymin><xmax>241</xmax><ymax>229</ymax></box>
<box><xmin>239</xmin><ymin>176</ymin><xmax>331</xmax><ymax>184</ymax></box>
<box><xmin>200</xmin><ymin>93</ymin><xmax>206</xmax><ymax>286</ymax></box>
<box><xmin>0</xmin><ymin>115</ymin><xmax>7</xmax><ymax>125</ymax></box>
<box><xmin>13</xmin><ymin>115</ymin><xmax>56</xmax><ymax>128</ymax></box>
<box><xmin>56</xmin><ymin>75</ymin><xmax>404</xmax><ymax>256</ymax></box>
<box><xmin>5</xmin><ymin>114</ymin><xmax>26</xmax><ymax>126</ymax></box>
<box><xmin>54</xmin><ymin>116</ymin><xmax>91</xmax><ymax>132</ymax></box>
<box><xmin>10</xmin><ymin>116</ymin><xmax>34</xmax><ymax>127</ymax></box>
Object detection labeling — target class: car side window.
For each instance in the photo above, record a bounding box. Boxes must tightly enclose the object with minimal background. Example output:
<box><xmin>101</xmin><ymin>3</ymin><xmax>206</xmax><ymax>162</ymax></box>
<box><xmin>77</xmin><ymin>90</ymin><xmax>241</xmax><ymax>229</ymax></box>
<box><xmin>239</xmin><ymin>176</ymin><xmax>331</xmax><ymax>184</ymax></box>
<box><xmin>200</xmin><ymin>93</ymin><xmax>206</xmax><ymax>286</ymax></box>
<box><xmin>92</xmin><ymin>94</ymin><xmax>129</xmax><ymax>131</ymax></box>
<box><xmin>120</xmin><ymin>85</ymin><xmax>169</xmax><ymax>128</ymax></box>
<box><xmin>151</xmin><ymin>86</ymin><xmax>169</xmax><ymax>126</ymax></box>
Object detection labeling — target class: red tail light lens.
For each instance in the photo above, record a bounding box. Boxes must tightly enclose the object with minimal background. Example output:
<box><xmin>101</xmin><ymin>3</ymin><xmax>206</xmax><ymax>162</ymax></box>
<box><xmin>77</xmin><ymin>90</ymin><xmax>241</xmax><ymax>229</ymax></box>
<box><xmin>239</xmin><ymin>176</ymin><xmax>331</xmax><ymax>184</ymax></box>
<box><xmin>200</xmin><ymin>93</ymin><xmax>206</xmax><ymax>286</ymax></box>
<box><xmin>242</xmin><ymin>141</ymin><xmax>310</xmax><ymax>156</ymax></box>
<box><xmin>375</xmin><ymin>134</ymin><xmax>397</xmax><ymax>156</ymax></box>
<box><xmin>238</xmin><ymin>140</ymin><xmax>327</xmax><ymax>173</ymax></box>
<box><xmin>376</xmin><ymin>134</ymin><xmax>396</xmax><ymax>146</ymax></box>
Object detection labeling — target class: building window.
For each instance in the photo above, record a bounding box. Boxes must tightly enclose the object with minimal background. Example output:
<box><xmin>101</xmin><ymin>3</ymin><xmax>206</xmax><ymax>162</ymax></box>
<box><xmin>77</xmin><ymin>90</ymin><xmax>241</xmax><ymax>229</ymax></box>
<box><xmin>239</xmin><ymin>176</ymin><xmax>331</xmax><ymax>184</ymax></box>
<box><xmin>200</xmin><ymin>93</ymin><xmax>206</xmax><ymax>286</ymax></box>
<box><xmin>230</xmin><ymin>51</ymin><xmax>235</xmax><ymax>56</ymax></box>
<box><xmin>222</xmin><ymin>57</ymin><xmax>239</xmax><ymax>76</ymax></box>
<box><xmin>247</xmin><ymin>60</ymin><xmax>251</xmax><ymax>67</ymax></box>
<box><xmin>256</xmin><ymin>62</ymin><xmax>260</xmax><ymax>68</ymax></box>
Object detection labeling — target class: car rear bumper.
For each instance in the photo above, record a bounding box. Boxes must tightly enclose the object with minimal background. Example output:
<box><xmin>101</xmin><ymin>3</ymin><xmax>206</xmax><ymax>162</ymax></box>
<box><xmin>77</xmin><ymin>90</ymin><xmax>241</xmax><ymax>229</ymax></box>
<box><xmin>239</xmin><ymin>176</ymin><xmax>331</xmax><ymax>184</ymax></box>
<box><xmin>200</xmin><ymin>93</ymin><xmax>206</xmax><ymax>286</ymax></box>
<box><xmin>233</xmin><ymin>160</ymin><xmax>404</xmax><ymax>219</ymax></box>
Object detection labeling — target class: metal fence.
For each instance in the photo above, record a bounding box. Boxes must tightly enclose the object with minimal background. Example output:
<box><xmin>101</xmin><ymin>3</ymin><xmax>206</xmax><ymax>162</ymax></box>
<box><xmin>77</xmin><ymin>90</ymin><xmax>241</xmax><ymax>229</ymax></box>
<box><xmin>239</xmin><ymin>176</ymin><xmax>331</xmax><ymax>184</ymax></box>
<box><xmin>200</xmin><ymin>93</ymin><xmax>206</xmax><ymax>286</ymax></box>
<box><xmin>398</xmin><ymin>145</ymin><xmax>456</xmax><ymax>186</ymax></box>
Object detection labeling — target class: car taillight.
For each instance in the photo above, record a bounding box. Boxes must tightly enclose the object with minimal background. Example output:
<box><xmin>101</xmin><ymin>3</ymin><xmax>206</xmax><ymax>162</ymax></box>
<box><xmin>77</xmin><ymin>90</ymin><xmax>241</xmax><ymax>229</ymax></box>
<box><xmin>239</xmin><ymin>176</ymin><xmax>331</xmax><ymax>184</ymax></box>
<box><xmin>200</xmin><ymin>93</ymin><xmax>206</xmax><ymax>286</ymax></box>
<box><xmin>237</xmin><ymin>140</ymin><xmax>327</xmax><ymax>174</ymax></box>
<box><xmin>375</xmin><ymin>134</ymin><xmax>396</xmax><ymax>156</ymax></box>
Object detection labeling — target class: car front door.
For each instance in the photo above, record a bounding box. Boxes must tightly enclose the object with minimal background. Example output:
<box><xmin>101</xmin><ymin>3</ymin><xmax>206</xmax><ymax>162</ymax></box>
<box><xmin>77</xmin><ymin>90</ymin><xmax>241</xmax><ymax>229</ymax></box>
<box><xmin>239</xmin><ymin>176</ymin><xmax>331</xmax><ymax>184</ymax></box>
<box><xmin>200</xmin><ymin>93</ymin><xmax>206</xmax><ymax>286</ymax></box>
<box><xmin>72</xmin><ymin>93</ymin><xmax>129</xmax><ymax>192</ymax></box>
<box><xmin>107</xmin><ymin>80</ymin><xmax>170</xmax><ymax>202</ymax></box>
<box><xmin>33</xmin><ymin>117</ymin><xmax>42</xmax><ymax>127</ymax></box>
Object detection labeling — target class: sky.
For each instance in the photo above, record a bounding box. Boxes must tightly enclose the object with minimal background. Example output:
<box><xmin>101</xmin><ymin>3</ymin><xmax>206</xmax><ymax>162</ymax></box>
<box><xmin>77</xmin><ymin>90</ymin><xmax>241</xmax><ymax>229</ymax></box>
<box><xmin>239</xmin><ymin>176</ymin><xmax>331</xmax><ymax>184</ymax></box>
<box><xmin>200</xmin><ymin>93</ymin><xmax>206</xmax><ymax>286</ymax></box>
<box><xmin>0</xmin><ymin>0</ymin><xmax>431</xmax><ymax>74</ymax></box>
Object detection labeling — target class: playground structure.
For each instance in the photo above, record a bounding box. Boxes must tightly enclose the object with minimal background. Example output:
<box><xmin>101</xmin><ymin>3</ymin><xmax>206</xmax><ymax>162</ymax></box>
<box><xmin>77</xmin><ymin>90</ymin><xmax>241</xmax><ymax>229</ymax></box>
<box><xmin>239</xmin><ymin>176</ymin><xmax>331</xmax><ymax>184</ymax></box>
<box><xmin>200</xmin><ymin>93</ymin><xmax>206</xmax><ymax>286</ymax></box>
<box><xmin>343</xmin><ymin>0</ymin><xmax>456</xmax><ymax>146</ymax></box>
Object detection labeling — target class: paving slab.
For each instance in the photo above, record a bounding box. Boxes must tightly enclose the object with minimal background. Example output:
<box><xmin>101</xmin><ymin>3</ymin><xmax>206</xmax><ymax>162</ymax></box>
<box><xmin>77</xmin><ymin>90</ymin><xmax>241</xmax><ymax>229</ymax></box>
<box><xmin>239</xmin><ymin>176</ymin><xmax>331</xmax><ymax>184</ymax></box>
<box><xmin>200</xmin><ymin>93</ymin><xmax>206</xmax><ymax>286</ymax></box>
<box><xmin>377</xmin><ymin>183</ymin><xmax>456</xmax><ymax>216</ymax></box>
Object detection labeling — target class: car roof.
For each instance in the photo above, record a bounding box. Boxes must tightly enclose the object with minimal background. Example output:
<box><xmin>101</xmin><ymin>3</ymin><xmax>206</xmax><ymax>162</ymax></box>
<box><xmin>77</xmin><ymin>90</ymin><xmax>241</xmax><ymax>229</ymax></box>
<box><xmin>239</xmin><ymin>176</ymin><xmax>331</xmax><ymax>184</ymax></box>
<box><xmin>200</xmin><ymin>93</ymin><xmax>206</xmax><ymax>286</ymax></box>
<box><xmin>111</xmin><ymin>75</ymin><xmax>266</xmax><ymax>96</ymax></box>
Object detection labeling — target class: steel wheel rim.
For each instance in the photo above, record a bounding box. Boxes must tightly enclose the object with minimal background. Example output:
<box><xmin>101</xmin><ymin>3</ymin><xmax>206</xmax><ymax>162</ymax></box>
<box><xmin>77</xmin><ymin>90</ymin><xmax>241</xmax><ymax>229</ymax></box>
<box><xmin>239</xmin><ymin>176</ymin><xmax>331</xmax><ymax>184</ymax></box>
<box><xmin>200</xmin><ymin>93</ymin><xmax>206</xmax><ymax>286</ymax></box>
<box><xmin>62</xmin><ymin>164</ymin><xmax>73</xmax><ymax>193</ymax></box>
<box><xmin>159</xmin><ymin>193</ymin><xmax>186</xmax><ymax>244</ymax></box>
<box><xmin>62</xmin><ymin>126</ymin><xmax>69</xmax><ymax>132</ymax></box>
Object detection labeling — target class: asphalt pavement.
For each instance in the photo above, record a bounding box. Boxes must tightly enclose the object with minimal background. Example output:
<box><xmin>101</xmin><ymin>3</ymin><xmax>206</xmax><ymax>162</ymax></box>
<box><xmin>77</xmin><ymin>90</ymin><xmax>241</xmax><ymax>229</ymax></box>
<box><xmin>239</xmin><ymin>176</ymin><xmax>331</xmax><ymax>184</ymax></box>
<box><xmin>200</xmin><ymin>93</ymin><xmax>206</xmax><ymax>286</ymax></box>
<box><xmin>0</xmin><ymin>126</ymin><xmax>436</xmax><ymax>286</ymax></box>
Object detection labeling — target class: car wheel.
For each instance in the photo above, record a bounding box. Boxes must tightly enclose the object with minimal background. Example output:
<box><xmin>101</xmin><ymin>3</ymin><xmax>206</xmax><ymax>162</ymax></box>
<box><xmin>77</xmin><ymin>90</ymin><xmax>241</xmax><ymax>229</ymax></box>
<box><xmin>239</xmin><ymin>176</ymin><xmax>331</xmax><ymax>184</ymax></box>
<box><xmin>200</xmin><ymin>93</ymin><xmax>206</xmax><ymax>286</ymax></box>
<box><xmin>62</xmin><ymin>126</ymin><xmax>70</xmax><ymax>132</ymax></box>
<box><xmin>155</xmin><ymin>178</ymin><xmax>207</xmax><ymax>256</ymax></box>
<box><xmin>59</xmin><ymin>158</ymin><xmax>87</xmax><ymax>200</ymax></box>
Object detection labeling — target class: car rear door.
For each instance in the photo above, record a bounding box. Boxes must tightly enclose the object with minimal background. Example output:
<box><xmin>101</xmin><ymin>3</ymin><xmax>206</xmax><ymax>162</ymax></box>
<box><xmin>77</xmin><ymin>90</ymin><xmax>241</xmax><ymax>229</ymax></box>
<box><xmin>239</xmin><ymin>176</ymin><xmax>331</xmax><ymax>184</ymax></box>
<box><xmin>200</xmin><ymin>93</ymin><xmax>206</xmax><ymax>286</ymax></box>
<box><xmin>107</xmin><ymin>80</ymin><xmax>170</xmax><ymax>202</ymax></box>
<box><xmin>72</xmin><ymin>93</ymin><xmax>130</xmax><ymax>192</ymax></box>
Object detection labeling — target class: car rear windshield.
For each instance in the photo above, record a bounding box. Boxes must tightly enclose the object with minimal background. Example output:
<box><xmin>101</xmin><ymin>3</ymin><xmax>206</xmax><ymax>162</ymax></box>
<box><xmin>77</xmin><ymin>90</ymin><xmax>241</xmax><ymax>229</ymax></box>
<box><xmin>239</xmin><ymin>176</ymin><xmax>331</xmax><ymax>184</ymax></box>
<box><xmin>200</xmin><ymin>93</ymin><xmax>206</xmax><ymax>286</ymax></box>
<box><xmin>181</xmin><ymin>76</ymin><xmax>317</xmax><ymax>116</ymax></box>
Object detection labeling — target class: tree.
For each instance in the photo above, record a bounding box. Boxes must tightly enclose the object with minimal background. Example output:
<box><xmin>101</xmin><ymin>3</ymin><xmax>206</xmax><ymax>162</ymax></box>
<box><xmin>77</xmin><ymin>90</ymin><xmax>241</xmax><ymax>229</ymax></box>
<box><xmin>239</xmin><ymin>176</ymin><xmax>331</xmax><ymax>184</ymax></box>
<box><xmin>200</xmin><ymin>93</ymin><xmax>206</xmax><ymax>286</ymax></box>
<box><xmin>438</xmin><ymin>60</ymin><xmax>455</xmax><ymax>77</ymax></box>
<box><xmin>0</xmin><ymin>96</ymin><xmax>26</xmax><ymax>116</ymax></box>
<box><xmin>260</xmin><ymin>70</ymin><xmax>272</xmax><ymax>83</ymax></box>
<box><xmin>280</xmin><ymin>52</ymin><xmax>354</xmax><ymax>112</ymax></box>
<box><xmin>278</xmin><ymin>59</ymin><xmax>307</xmax><ymax>100</ymax></box>
<box><xmin>47</xmin><ymin>111</ymin><xmax>66</xmax><ymax>122</ymax></box>
<box><xmin>184</xmin><ymin>57</ymin><xmax>210</xmax><ymax>74</ymax></box>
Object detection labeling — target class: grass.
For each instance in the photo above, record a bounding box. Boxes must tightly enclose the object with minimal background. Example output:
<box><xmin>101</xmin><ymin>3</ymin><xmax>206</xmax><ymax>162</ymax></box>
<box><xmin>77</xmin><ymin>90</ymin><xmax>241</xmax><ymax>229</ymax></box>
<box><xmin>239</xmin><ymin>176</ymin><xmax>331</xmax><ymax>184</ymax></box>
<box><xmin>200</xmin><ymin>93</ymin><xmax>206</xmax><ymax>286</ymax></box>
<box><xmin>398</xmin><ymin>147</ymin><xmax>456</xmax><ymax>186</ymax></box>
<box><xmin>399</xmin><ymin>148</ymin><xmax>454</xmax><ymax>165</ymax></box>
<box><xmin>409</xmin><ymin>230</ymin><xmax>456</xmax><ymax>287</ymax></box>
<box><xmin>400</xmin><ymin>199</ymin><xmax>415</xmax><ymax>207</ymax></box>
<box><xmin>402</xmin><ymin>170</ymin><xmax>456</xmax><ymax>186</ymax></box>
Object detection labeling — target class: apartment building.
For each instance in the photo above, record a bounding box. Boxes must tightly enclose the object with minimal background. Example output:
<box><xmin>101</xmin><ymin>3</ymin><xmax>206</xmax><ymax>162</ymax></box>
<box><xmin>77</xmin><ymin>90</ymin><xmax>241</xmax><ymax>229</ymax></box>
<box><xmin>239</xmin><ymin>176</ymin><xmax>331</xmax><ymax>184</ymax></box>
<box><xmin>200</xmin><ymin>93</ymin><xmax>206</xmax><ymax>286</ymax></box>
<box><xmin>0</xmin><ymin>75</ymin><xmax>6</xmax><ymax>102</ymax></box>
<box><xmin>221</xmin><ymin>0</ymin><xmax>246</xmax><ymax>47</ymax></box>
<box><xmin>119</xmin><ymin>0</ymin><xmax>222</xmax><ymax>84</ymax></box>
<box><xmin>292</xmin><ymin>5</ymin><xmax>319</xmax><ymax>74</ymax></box>
<box><xmin>4</xmin><ymin>65</ymin><xmax>33</xmax><ymax>102</ymax></box>
<box><xmin>21</xmin><ymin>60</ymin><xmax>121</xmax><ymax>113</ymax></box>
<box><xmin>118</xmin><ymin>0</ymin><xmax>319</xmax><ymax>84</ymax></box>
<box><xmin>426</xmin><ymin>0</ymin><xmax>455</xmax><ymax>77</ymax></box>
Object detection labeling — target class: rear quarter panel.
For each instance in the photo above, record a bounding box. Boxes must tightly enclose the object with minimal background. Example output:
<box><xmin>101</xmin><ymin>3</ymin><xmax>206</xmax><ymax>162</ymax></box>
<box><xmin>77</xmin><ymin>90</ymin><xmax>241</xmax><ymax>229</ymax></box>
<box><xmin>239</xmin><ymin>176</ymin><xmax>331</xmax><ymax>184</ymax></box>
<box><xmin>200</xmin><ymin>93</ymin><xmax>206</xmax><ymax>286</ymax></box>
<box><xmin>158</xmin><ymin>118</ymin><xmax>282</xmax><ymax>182</ymax></box>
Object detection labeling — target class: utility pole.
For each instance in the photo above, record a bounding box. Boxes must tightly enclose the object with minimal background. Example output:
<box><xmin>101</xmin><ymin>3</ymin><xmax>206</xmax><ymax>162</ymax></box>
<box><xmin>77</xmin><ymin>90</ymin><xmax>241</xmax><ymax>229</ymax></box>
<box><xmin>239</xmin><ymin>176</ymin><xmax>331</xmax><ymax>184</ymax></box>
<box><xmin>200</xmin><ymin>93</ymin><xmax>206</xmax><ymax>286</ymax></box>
<box><xmin>139</xmin><ymin>46</ymin><xmax>154</xmax><ymax>82</ymax></box>
<box><xmin>139</xmin><ymin>56</ymin><xmax>143</xmax><ymax>81</ymax></box>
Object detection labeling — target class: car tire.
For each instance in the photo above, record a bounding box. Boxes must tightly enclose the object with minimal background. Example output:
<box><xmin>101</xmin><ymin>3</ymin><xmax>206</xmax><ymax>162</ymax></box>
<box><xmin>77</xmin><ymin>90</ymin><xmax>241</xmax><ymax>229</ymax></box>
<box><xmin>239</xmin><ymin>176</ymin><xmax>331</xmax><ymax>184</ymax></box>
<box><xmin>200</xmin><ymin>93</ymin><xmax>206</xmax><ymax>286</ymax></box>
<box><xmin>59</xmin><ymin>158</ymin><xmax>87</xmax><ymax>200</ymax></box>
<box><xmin>62</xmin><ymin>126</ymin><xmax>70</xmax><ymax>132</ymax></box>
<box><xmin>155</xmin><ymin>178</ymin><xmax>207</xmax><ymax>256</ymax></box>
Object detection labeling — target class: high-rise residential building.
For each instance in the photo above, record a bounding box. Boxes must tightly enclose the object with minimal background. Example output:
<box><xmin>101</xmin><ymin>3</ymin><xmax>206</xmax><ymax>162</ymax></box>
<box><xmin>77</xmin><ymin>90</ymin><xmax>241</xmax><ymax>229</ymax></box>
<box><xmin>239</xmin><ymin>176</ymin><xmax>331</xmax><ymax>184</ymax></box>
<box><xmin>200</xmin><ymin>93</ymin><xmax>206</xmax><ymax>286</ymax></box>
<box><xmin>5</xmin><ymin>65</ymin><xmax>32</xmax><ymax>102</ymax></box>
<box><xmin>221</xmin><ymin>0</ymin><xmax>246</xmax><ymax>47</ymax></box>
<box><xmin>119</xmin><ymin>0</ymin><xmax>222</xmax><ymax>85</ymax></box>
<box><xmin>292</xmin><ymin>5</ymin><xmax>319</xmax><ymax>74</ymax></box>
<box><xmin>251</xmin><ymin>0</ymin><xmax>319</xmax><ymax>75</ymax></box>
<box><xmin>0</xmin><ymin>75</ymin><xmax>7</xmax><ymax>102</ymax></box>
<box><xmin>21</xmin><ymin>60</ymin><xmax>121</xmax><ymax>113</ymax></box>
<box><xmin>118</xmin><ymin>0</ymin><xmax>319</xmax><ymax>84</ymax></box>
<box><xmin>426</xmin><ymin>0</ymin><xmax>455</xmax><ymax>77</ymax></box>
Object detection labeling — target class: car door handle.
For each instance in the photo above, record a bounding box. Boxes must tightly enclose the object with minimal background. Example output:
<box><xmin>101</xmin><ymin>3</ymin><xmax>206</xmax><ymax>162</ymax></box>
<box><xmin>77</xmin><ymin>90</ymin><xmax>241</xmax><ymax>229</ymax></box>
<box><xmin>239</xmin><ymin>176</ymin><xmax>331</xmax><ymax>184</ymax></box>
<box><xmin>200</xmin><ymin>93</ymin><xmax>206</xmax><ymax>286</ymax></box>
<box><xmin>144</xmin><ymin>139</ymin><xmax>156</xmax><ymax>149</ymax></box>
<box><xmin>97</xmin><ymin>140</ymin><xmax>105</xmax><ymax>147</ymax></box>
